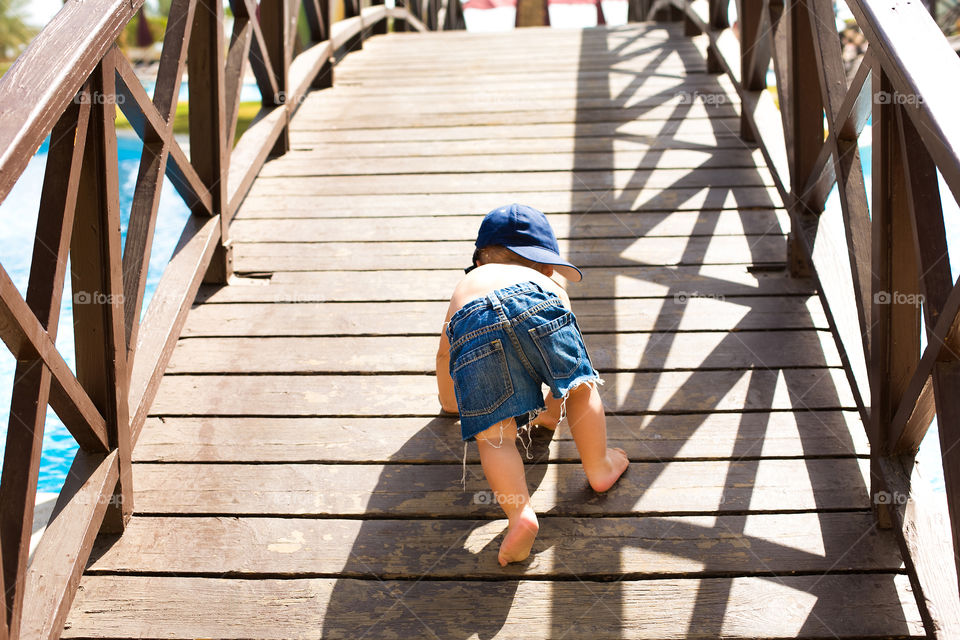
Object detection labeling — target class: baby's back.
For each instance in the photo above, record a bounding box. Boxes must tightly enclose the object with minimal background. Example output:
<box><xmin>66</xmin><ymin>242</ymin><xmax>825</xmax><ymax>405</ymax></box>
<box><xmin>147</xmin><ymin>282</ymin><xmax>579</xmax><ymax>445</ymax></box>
<box><xmin>447</xmin><ymin>263</ymin><xmax>570</xmax><ymax>319</ymax></box>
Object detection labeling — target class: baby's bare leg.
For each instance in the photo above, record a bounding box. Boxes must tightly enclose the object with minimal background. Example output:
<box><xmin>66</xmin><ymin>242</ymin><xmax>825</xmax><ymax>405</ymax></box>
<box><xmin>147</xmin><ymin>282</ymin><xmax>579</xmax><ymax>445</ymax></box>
<box><xmin>530</xmin><ymin>392</ymin><xmax>562</xmax><ymax>430</ymax></box>
<box><xmin>475</xmin><ymin>418</ymin><xmax>539</xmax><ymax>566</ymax></box>
<box><xmin>564</xmin><ymin>383</ymin><xmax>629</xmax><ymax>492</ymax></box>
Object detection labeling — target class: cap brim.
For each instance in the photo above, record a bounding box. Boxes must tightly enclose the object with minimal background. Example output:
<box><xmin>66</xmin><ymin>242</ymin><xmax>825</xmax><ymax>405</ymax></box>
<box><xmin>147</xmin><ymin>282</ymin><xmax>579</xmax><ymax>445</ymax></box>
<box><xmin>505</xmin><ymin>245</ymin><xmax>583</xmax><ymax>282</ymax></box>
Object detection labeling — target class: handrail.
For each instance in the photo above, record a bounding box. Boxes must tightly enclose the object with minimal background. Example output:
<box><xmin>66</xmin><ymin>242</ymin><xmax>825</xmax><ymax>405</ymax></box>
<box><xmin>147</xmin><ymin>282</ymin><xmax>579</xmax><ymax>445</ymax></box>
<box><xmin>658</xmin><ymin>0</ymin><xmax>960</xmax><ymax>636</ymax></box>
<box><xmin>0</xmin><ymin>0</ymin><xmax>437</xmax><ymax>638</ymax></box>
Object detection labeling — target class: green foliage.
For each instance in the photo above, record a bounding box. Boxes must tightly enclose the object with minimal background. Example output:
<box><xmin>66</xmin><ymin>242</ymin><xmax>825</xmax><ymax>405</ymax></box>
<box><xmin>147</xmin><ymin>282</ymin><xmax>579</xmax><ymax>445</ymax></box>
<box><xmin>0</xmin><ymin>0</ymin><xmax>36</xmax><ymax>60</ymax></box>
<box><xmin>117</xmin><ymin>11</ymin><xmax>168</xmax><ymax>51</ymax></box>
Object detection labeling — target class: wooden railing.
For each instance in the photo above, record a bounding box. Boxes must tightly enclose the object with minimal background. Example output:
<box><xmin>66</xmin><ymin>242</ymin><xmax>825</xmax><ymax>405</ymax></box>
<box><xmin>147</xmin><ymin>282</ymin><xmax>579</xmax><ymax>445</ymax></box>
<box><xmin>0</xmin><ymin>0</ymin><xmax>457</xmax><ymax>637</ymax></box>
<box><xmin>651</xmin><ymin>0</ymin><xmax>960</xmax><ymax>635</ymax></box>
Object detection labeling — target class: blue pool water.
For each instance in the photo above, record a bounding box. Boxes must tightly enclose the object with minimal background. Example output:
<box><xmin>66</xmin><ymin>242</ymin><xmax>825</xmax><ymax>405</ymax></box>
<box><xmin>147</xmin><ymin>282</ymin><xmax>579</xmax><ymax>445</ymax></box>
<box><xmin>0</xmin><ymin>133</ymin><xmax>191</xmax><ymax>492</ymax></box>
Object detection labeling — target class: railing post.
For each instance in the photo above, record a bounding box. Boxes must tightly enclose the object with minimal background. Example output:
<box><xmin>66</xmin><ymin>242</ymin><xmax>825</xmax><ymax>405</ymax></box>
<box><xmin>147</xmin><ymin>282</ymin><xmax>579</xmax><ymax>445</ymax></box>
<box><xmin>785</xmin><ymin>0</ymin><xmax>822</xmax><ymax>277</ymax></box>
<box><xmin>870</xmin><ymin>70</ymin><xmax>923</xmax><ymax>527</ymax></box>
<box><xmin>260</xmin><ymin>0</ymin><xmax>293</xmax><ymax>155</ymax></box>
<box><xmin>703</xmin><ymin>0</ymin><xmax>727</xmax><ymax>72</ymax></box>
<box><xmin>189</xmin><ymin>0</ymin><xmax>233</xmax><ymax>283</ymax></box>
<box><xmin>70</xmin><ymin>49</ymin><xmax>134</xmax><ymax>534</ymax></box>
<box><xmin>738</xmin><ymin>0</ymin><xmax>768</xmax><ymax>141</ymax></box>
<box><xmin>371</xmin><ymin>0</ymin><xmax>389</xmax><ymax>35</ymax></box>
<box><xmin>342</xmin><ymin>0</ymin><xmax>365</xmax><ymax>51</ymax></box>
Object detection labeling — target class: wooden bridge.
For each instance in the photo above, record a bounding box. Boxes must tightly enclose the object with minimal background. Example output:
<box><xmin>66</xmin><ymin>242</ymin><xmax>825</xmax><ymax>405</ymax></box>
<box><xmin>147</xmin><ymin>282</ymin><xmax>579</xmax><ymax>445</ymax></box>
<box><xmin>1</xmin><ymin>0</ymin><xmax>960</xmax><ymax>638</ymax></box>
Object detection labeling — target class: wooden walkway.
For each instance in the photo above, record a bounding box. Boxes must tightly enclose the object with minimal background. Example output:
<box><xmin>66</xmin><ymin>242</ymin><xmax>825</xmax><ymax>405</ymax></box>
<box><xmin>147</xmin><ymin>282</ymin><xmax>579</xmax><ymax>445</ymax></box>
<box><xmin>63</xmin><ymin>24</ymin><xmax>924</xmax><ymax>638</ymax></box>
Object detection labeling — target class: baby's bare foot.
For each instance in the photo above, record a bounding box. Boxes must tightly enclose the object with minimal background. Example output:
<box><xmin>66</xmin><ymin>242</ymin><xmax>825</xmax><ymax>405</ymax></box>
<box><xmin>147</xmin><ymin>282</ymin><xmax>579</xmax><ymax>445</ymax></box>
<box><xmin>586</xmin><ymin>447</ymin><xmax>629</xmax><ymax>493</ymax></box>
<box><xmin>498</xmin><ymin>506</ymin><xmax>539</xmax><ymax>567</ymax></box>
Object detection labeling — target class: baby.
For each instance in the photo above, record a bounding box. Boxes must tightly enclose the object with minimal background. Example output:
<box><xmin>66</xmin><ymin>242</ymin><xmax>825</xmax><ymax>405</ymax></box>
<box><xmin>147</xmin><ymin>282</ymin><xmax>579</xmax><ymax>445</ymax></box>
<box><xmin>436</xmin><ymin>203</ymin><xmax>629</xmax><ymax>566</ymax></box>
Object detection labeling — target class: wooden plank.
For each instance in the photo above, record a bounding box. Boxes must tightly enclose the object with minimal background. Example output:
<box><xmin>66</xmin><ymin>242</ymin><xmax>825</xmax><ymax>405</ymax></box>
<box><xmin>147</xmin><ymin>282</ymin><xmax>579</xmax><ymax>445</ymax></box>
<box><xmin>256</xmin><ymin>148</ymin><xmax>764</xmax><ymax>177</ymax></box>
<box><xmin>291</xmin><ymin>102</ymin><xmax>742</xmax><ymax>128</ymax></box>
<box><xmin>306</xmin><ymin>73</ymin><xmax>735</xmax><ymax>103</ymax></box>
<box><xmin>166</xmin><ymin>331</ymin><xmax>843</xmax><ymax>374</ymax></box>
<box><xmin>149</xmin><ymin>369</ymin><xmax>857</xmax><ymax>416</ymax></box>
<box><xmin>322</xmin><ymin>62</ymin><xmax>719</xmax><ymax>84</ymax></box>
<box><xmin>197</xmin><ymin>266</ymin><xmax>816</xmax><ymax>303</ymax></box>
<box><xmin>127</xmin><ymin>458</ymin><xmax>872</xmax><ymax>516</ymax></box>
<box><xmin>312</xmin><ymin>75</ymin><xmax>729</xmax><ymax>103</ymax></box>
<box><xmin>230</xmin><ymin>211</ymin><xmax>787</xmax><ymax>241</ymax></box>
<box><xmin>85</xmin><ymin>512</ymin><xmax>898</xmax><ymax>576</ymax></box>
<box><xmin>251</xmin><ymin>136</ymin><xmax>752</xmax><ymax>159</ymax></box>
<box><xmin>288</xmin><ymin>117</ymin><xmax>750</xmax><ymax>143</ymax></box>
<box><xmin>328</xmin><ymin>66</ymin><xmax>715</xmax><ymax>87</ymax></box>
<box><xmin>180</xmin><ymin>297</ymin><xmax>829</xmax><ymax>336</ymax></box>
<box><xmin>246</xmin><ymin>167</ymin><xmax>775</xmax><ymax>196</ymax></box>
<box><xmin>331</xmin><ymin>50</ymin><xmax>707</xmax><ymax>74</ymax></box>
<box><xmin>234</xmin><ymin>187</ymin><xmax>783</xmax><ymax>218</ymax></box>
<box><xmin>133</xmin><ymin>411</ymin><xmax>869</xmax><ymax>463</ymax></box>
<box><xmin>336</xmin><ymin>39</ymin><xmax>704</xmax><ymax>60</ymax></box>
<box><xmin>63</xmin><ymin>574</ymin><xmax>923</xmax><ymax>639</ymax></box>
<box><xmin>231</xmin><ymin>236</ymin><xmax>787</xmax><ymax>271</ymax></box>
<box><xmin>19</xmin><ymin>451</ymin><xmax>118</xmax><ymax>640</ymax></box>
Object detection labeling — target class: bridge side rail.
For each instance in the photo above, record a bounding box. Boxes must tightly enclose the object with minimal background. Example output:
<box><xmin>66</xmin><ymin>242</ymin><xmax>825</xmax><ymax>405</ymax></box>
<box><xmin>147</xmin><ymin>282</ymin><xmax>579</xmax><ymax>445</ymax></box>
<box><xmin>0</xmin><ymin>1</ymin><xmax>444</xmax><ymax>638</ymax></box>
<box><xmin>657</xmin><ymin>0</ymin><xmax>960</xmax><ymax>634</ymax></box>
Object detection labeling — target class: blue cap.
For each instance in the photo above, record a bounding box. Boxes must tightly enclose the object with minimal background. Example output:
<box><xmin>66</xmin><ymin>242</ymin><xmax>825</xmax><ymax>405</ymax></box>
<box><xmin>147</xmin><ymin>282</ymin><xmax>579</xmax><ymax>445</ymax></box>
<box><xmin>474</xmin><ymin>204</ymin><xmax>583</xmax><ymax>282</ymax></box>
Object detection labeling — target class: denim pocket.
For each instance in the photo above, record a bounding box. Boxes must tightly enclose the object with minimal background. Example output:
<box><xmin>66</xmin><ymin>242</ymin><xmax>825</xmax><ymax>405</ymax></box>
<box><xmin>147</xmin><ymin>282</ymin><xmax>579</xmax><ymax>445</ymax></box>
<box><xmin>452</xmin><ymin>339</ymin><xmax>513</xmax><ymax>417</ymax></box>
<box><xmin>529</xmin><ymin>311</ymin><xmax>582</xmax><ymax>379</ymax></box>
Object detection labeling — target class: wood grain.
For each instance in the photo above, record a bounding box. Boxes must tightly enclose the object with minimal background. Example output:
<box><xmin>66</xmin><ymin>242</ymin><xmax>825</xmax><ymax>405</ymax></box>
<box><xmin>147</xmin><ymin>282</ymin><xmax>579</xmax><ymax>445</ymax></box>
<box><xmin>198</xmin><ymin>266</ymin><xmax>816</xmax><ymax>302</ymax></box>
<box><xmin>149</xmin><ymin>369</ymin><xmax>857</xmax><ymax>416</ymax></box>
<box><xmin>133</xmin><ymin>411</ymin><xmax>869</xmax><ymax>463</ymax></box>
<box><xmin>230</xmin><ymin>210</ymin><xmax>787</xmax><ymax>240</ymax></box>
<box><xmin>232</xmin><ymin>235</ymin><xmax>787</xmax><ymax>271</ymax></box>
<box><xmin>127</xmin><ymin>458</ymin><xmax>872</xmax><ymax>516</ymax></box>
<box><xmin>85</xmin><ymin>512</ymin><xmax>897</xmax><ymax>576</ymax></box>
<box><xmin>235</xmin><ymin>187</ymin><xmax>783</xmax><ymax>217</ymax></box>
<box><xmin>63</xmin><ymin>573</ymin><xmax>923</xmax><ymax>639</ymax></box>
<box><xmin>180</xmin><ymin>297</ymin><xmax>829</xmax><ymax>336</ymax></box>
<box><xmin>166</xmin><ymin>330</ymin><xmax>842</xmax><ymax>373</ymax></box>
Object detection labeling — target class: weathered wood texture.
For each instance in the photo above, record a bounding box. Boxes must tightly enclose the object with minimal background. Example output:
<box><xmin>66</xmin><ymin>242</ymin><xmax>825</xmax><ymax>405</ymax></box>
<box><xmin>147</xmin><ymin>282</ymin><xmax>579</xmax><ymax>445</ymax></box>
<box><xmin>64</xmin><ymin>24</ymin><xmax>922</xmax><ymax>639</ymax></box>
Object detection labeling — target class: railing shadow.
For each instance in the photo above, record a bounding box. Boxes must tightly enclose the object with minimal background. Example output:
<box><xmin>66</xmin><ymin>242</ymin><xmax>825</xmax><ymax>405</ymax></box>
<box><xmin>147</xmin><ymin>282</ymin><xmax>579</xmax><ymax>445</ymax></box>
<box><xmin>550</xmin><ymin>22</ymin><xmax>911</xmax><ymax>636</ymax></box>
